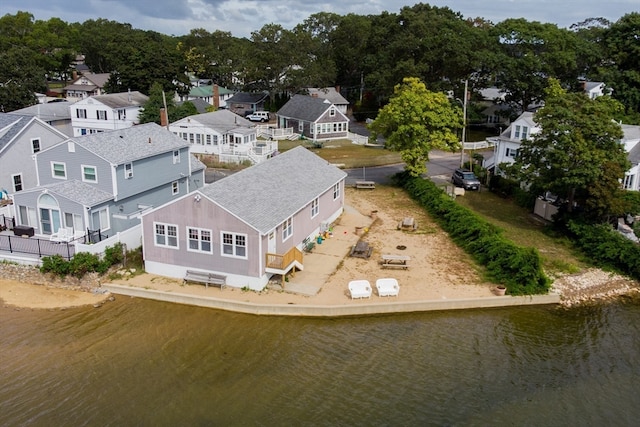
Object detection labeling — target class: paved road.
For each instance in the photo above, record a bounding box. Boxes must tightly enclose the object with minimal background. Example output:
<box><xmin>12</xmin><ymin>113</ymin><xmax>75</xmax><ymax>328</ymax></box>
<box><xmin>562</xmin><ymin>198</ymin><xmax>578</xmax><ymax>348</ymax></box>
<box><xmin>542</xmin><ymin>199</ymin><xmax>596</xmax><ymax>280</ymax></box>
<box><xmin>345</xmin><ymin>150</ymin><xmax>462</xmax><ymax>186</ymax></box>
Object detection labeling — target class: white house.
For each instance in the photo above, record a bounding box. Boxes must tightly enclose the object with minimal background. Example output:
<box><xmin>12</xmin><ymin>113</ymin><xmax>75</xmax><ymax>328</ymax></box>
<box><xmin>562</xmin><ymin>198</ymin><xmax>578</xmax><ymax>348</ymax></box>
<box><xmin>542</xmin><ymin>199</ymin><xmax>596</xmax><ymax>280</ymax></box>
<box><xmin>63</xmin><ymin>72</ymin><xmax>111</xmax><ymax>100</ymax></box>
<box><xmin>69</xmin><ymin>91</ymin><xmax>149</xmax><ymax>137</ymax></box>
<box><xmin>486</xmin><ymin>112</ymin><xmax>640</xmax><ymax>192</ymax></box>
<box><xmin>306</xmin><ymin>87</ymin><xmax>349</xmax><ymax>115</ymax></box>
<box><xmin>169</xmin><ymin>109</ymin><xmax>277</xmax><ymax>164</ymax></box>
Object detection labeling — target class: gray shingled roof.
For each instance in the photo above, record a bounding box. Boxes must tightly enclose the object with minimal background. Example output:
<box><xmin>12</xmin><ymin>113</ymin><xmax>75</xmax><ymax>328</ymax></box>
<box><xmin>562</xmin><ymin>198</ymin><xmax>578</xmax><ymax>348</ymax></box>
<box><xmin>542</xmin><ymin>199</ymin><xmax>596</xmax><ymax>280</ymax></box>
<box><xmin>11</xmin><ymin>101</ymin><xmax>73</xmax><ymax>122</ymax></box>
<box><xmin>276</xmin><ymin>94</ymin><xmax>334</xmax><ymax>122</ymax></box>
<box><xmin>227</xmin><ymin>92</ymin><xmax>268</xmax><ymax>104</ymax></box>
<box><xmin>71</xmin><ymin>122</ymin><xmax>189</xmax><ymax>164</ymax></box>
<box><xmin>190</xmin><ymin>154</ymin><xmax>206</xmax><ymax>172</ymax></box>
<box><xmin>200</xmin><ymin>146</ymin><xmax>346</xmax><ymax>233</ymax></box>
<box><xmin>307</xmin><ymin>88</ymin><xmax>349</xmax><ymax>105</ymax></box>
<box><xmin>91</xmin><ymin>91</ymin><xmax>149</xmax><ymax>109</ymax></box>
<box><xmin>37</xmin><ymin>180</ymin><xmax>113</xmax><ymax>206</ymax></box>
<box><xmin>0</xmin><ymin>114</ymin><xmax>31</xmax><ymax>153</ymax></box>
<box><xmin>184</xmin><ymin>109</ymin><xmax>253</xmax><ymax>132</ymax></box>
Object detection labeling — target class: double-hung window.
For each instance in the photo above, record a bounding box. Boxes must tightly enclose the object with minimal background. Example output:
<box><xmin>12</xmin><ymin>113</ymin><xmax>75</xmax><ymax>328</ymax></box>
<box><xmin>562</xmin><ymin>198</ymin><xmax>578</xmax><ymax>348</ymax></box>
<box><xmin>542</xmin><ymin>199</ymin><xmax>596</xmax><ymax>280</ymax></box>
<box><xmin>222</xmin><ymin>232</ymin><xmax>247</xmax><ymax>258</ymax></box>
<box><xmin>172</xmin><ymin>181</ymin><xmax>179</xmax><ymax>195</ymax></box>
<box><xmin>97</xmin><ymin>110</ymin><xmax>107</xmax><ymax>120</ymax></box>
<box><xmin>124</xmin><ymin>163</ymin><xmax>133</xmax><ymax>179</ymax></box>
<box><xmin>333</xmin><ymin>183</ymin><xmax>341</xmax><ymax>200</ymax></box>
<box><xmin>155</xmin><ymin>222</ymin><xmax>178</xmax><ymax>248</ymax></box>
<box><xmin>52</xmin><ymin>162</ymin><xmax>66</xmax><ymax>179</ymax></box>
<box><xmin>12</xmin><ymin>174</ymin><xmax>23</xmax><ymax>192</ymax></box>
<box><xmin>31</xmin><ymin>138</ymin><xmax>41</xmax><ymax>153</ymax></box>
<box><xmin>173</xmin><ymin>150</ymin><xmax>180</xmax><ymax>164</ymax></box>
<box><xmin>82</xmin><ymin>165</ymin><xmax>97</xmax><ymax>183</ymax></box>
<box><xmin>188</xmin><ymin>227</ymin><xmax>212</xmax><ymax>253</ymax></box>
<box><xmin>281</xmin><ymin>217</ymin><xmax>293</xmax><ymax>241</ymax></box>
<box><xmin>311</xmin><ymin>197</ymin><xmax>319</xmax><ymax>218</ymax></box>
<box><xmin>76</xmin><ymin>109</ymin><xmax>87</xmax><ymax>119</ymax></box>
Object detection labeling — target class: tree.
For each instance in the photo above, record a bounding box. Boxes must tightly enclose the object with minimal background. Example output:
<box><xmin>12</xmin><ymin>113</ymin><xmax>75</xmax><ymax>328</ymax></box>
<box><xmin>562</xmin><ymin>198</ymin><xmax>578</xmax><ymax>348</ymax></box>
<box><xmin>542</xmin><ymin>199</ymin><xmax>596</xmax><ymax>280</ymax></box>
<box><xmin>368</xmin><ymin>77</ymin><xmax>462</xmax><ymax>176</ymax></box>
<box><xmin>509</xmin><ymin>79</ymin><xmax>629</xmax><ymax>221</ymax></box>
<box><xmin>138</xmin><ymin>82</ymin><xmax>195</xmax><ymax>125</ymax></box>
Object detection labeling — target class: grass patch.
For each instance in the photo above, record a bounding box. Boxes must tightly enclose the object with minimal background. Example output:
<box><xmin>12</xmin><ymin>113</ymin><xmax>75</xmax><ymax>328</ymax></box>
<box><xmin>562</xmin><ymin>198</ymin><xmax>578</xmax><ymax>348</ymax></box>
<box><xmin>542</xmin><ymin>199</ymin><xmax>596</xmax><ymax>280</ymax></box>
<box><xmin>454</xmin><ymin>189</ymin><xmax>588</xmax><ymax>276</ymax></box>
<box><xmin>278</xmin><ymin>139</ymin><xmax>403</xmax><ymax>168</ymax></box>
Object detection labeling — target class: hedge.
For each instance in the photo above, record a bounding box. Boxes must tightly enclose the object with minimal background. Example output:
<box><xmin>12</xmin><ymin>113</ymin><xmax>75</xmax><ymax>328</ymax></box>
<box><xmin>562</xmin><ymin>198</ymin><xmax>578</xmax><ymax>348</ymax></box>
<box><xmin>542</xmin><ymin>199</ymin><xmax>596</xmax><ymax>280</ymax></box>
<box><xmin>401</xmin><ymin>175</ymin><xmax>550</xmax><ymax>295</ymax></box>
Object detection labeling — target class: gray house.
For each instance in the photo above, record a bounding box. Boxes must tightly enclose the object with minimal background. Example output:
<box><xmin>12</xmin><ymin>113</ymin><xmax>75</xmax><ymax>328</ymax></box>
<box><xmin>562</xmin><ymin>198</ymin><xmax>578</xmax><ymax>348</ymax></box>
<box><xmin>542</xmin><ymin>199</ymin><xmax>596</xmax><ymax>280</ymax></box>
<box><xmin>11</xmin><ymin>123</ymin><xmax>205</xmax><ymax>239</ymax></box>
<box><xmin>277</xmin><ymin>95</ymin><xmax>350</xmax><ymax>143</ymax></box>
<box><xmin>0</xmin><ymin>114</ymin><xmax>68</xmax><ymax>195</ymax></box>
<box><xmin>141</xmin><ymin>146</ymin><xmax>347</xmax><ymax>290</ymax></box>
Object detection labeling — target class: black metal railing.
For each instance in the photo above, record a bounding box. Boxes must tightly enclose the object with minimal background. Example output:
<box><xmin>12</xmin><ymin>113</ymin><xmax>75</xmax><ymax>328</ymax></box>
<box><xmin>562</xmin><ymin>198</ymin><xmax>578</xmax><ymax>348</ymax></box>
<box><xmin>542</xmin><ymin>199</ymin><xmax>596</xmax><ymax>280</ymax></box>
<box><xmin>0</xmin><ymin>234</ymin><xmax>76</xmax><ymax>260</ymax></box>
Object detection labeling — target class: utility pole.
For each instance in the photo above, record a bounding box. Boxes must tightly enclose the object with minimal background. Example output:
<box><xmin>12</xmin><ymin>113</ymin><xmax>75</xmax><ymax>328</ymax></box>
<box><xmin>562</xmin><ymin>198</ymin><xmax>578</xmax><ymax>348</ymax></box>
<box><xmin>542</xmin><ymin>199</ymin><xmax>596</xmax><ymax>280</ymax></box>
<box><xmin>359</xmin><ymin>71</ymin><xmax>364</xmax><ymax>102</ymax></box>
<box><xmin>460</xmin><ymin>79</ymin><xmax>468</xmax><ymax>169</ymax></box>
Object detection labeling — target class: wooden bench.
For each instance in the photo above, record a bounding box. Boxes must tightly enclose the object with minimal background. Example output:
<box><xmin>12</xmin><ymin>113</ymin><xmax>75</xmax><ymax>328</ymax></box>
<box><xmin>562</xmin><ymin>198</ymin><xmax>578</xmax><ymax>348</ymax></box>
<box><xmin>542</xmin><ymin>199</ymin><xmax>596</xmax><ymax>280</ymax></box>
<box><xmin>302</xmin><ymin>236</ymin><xmax>316</xmax><ymax>253</ymax></box>
<box><xmin>381</xmin><ymin>254</ymin><xmax>410</xmax><ymax>269</ymax></box>
<box><xmin>183</xmin><ymin>270</ymin><xmax>227</xmax><ymax>289</ymax></box>
<box><xmin>355</xmin><ymin>181</ymin><xmax>375</xmax><ymax>189</ymax></box>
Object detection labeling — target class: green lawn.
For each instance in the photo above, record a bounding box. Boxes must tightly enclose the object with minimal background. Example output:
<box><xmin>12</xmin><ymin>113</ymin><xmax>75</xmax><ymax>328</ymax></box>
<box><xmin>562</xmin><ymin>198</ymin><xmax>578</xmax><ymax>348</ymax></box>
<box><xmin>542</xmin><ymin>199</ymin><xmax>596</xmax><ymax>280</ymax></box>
<box><xmin>454</xmin><ymin>190</ymin><xmax>588</xmax><ymax>276</ymax></box>
<box><xmin>277</xmin><ymin>139</ymin><xmax>403</xmax><ymax>168</ymax></box>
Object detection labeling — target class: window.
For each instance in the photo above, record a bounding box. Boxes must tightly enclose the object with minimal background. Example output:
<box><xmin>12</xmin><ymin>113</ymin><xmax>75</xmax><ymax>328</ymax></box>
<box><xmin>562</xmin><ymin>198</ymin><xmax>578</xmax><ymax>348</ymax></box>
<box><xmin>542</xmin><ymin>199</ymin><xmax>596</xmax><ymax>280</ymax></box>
<box><xmin>506</xmin><ymin>148</ymin><xmax>519</xmax><ymax>158</ymax></box>
<box><xmin>118</xmin><ymin>109</ymin><xmax>126</xmax><ymax>120</ymax></box>
<box><xmin>76</xmin><ymin>109</ymin><xmax>87</xmax><ymax>119</ymax></box>
<box><xmin>196</xmin><ymin>134</ymin><xmax>201</xmax><ymax>145</ymax></box>
<box><xmin>299</xmin><ymin>122</ymin><xmax>304</xmax><ymax>132</ymax></box>
<box><xmin>12</xmin><ymin>174</ymin><xmax>23</xmax><ymax>192</ymax></box>
<box><xmin>124</xmin><ymin>163</ymin><xmax>133</xmax><ymax>179</ymax></box>
<box><xmin>18</xmin><ymin>205</ymin><xmax>36</xmax><ymax>226</ymax></box>
<box><xmin>514</xmin><ymin>125</ymin><xmax>521</xmax><ymax>138</ymax></box>
<box><xmin>173</xmin><ymin>150</ymin><xmax>180</xmax><ymax>164</ymax></box>
<box><xmin>65</xmin><ymin>212</ymin><xmax>82</xmax><ymax>232</ymax></box>
<box><xmin>91</xmin><ymin>208</ymin><xmax>110</xmax><ymax>231</ymax></box>
<box><xmin>188</xmin><ymin>227</ymin><xmax>212</xmax><ymax>253</ymax></box>
<box><xmin>311</xmin><ymin>197</ymin><xmax>319</xmax><ymax>218</ymax></box>
<box><xmin>172</xmin><ymin>181</ymin><xmax>179</xmax><ymax>195</ymax></box>
<box><xmin>189</xmin><ymin>133</ymin><xmax>195</xmax><ymax>144</ymax></box>
<box><xmin>154</xmin><ymin>222</ymin><xmax>178</xmax><ymax>248</ymax></box>
<box><xmin>623</xmin><ymin>174</ymin><xmax>635</xmax><ymax>190</ymax></box>
<box><xmin>521</xmin><ymin>126</ymin><xmax>528</xmax><ymax>139</ymax></box>
<box><xmin>97</xmin><ymin>110</ymin><xmax>107</xmax><ymax>120</ymax></box>
<box><xmin>222</xmin><ymin>232</ymin><xmax>247</xmax><ymax>258</ymax></box>
<box><xmin>52</xmin><ymin>162</ymin><xmax>66</xmax><ymax>179</ymax></box>
<box><xmin>333</xmin><ymin>183</ymin><xmax>341</xmax><ymax>200</ymax></box>
<box><xmin>281</xmin><ymin>217</ymin><xmax>293</xmax><ymax>241</ymax></box>
<box><xmin>80</xmin><ymin>128</ymin><xmax>87</xmax><ymax>135</ymax></box>
<box><xmin>31</xmin><ymin>138</ymin><xmax>41</xmax><ymax>153</ymax></box>
<box><xmin>205</xmin><ymin>135</ymin><xmax>212</xmax><ymax>145</ymax></box>
<box><xmin>82</xmin><ymin>165</ymin><xmax>97</xmax><ymax>183</ymax></box>
<box><xmin>329</xmin><ymin>107</ymin><xmax>336</xmax><ymax>117</ymax></box>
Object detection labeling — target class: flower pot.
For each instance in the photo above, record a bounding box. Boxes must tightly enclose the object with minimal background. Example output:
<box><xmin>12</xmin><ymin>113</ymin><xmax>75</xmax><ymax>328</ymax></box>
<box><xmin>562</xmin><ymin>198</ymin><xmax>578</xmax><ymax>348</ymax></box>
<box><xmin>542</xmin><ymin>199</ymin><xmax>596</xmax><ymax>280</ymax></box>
<box><xmin>494</xmin><ymin>286</ymin><xmax>507</xmax><ymax>296</ymax></box>
<box><xmin>370</xmin><ymin>210</ymin><xmax>378</xmax><ymax>220</ymax></box>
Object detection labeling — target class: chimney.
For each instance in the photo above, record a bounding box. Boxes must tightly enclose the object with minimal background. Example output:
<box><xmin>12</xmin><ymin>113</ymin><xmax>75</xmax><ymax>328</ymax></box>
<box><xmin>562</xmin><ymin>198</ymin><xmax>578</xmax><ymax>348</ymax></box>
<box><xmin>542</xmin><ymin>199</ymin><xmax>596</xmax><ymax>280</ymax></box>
<box><xmin>311</xmin><ymin>93</ymin><xmax>318</xmax><ymax>98</ymax></box>
<box><xmin>213</xmin><ymin>84</ymin><xmax>220</xmax><ymax>109</ymax></box>
<box><xmin>72</xmin><ymin>70</ymin><xmax>78</xmax><ymax>80</ymax></box>
<box><xmin>160</xmin><ymin>108</ymin><xmax>168</xmax><ymax>127</ymax></box>
<box><xmin>335</xmin><ymin>85</ymin><xmax>341</xmax><ymax>94</ymax></box>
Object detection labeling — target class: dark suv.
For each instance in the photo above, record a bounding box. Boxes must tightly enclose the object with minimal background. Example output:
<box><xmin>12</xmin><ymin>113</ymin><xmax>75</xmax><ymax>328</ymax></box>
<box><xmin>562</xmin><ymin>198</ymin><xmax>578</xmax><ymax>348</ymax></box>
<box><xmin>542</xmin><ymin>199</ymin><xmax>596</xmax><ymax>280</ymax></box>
<box><xmin>451</xmin><ymin>168</ymin><xmax>481</xmax><ymax>190</ymax></box>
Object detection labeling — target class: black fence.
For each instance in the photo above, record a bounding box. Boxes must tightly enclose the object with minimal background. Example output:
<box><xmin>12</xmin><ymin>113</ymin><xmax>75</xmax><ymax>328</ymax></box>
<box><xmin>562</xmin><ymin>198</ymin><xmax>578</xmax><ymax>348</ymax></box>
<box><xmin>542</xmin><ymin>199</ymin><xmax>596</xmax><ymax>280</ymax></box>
<box><xmin>0</xmin><ymin>234</ymin><xmax>76</xmax><ymax>260</ymax></box>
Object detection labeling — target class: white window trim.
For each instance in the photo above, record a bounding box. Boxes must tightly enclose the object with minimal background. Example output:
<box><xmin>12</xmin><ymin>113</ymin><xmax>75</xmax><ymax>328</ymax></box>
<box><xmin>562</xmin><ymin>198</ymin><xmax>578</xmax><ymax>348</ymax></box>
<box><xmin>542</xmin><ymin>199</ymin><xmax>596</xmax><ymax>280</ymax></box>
<box><xmin>31</xmin><ymin>138</ymin><xmax>41</xmax><ymax>153</ymax></box>
<box><xmin>311</xmin><ymin>197</ymin><xmax>319</xmax><ymax>218</ymax></box>
<box><xmin>172</xmin><ymin>181</ymin><xmax>179</xmax><ymax>195</ymax></box>
<box><xmin>333</xmin><ymin>183</ymin><xmax>341</xmax><ymax>200</ymax></box>
<box><xmin>51</xmin><ymin>161</ymin><xmax>67</xmax><ymax>180</ymax></box>
<box><xmin>97</xmin><ymin>110</ymin><xmax>107</xmax><ymax>120</ymax></box>
<box><xmin>281</xmin><ymin>216</ymin><xmax>293</xmax><ymax>242</ymax></box>
<box><xmin>91</xmin><ymin>207</ymin><xmax>110</xmax><ymax>232</ymax></box>
<box><xmin>173</xmin><ymin>150</ymin><xmax>181</xmax><ymax>164</ymax></box>
<box><xmin>154</xmin><ymin>222</ymin><xmax>179</xmax><ymax>249</ymax></box>
<box><xmin>11</xmin><ymin>173</ymin><xmax>23</xmax><ymax>192</ymax></box>
<box><xmin>82</xmin><ymin>164</ymin><xmax>98</xmax><ymax>183</ymax></box>
<box><xmin>187</xmin><ymin>227</ymin><xmax>213</xmax><ymax>254</ymax></box>
<box><xmin>124</xmin><ymin>163</ymin><xmax>133</xmax><ymax>179</ymax></box>
<box><xmin>221</xmin><ymin>231</ymin><xmax>248</xmax><ymax>259</ymax></box>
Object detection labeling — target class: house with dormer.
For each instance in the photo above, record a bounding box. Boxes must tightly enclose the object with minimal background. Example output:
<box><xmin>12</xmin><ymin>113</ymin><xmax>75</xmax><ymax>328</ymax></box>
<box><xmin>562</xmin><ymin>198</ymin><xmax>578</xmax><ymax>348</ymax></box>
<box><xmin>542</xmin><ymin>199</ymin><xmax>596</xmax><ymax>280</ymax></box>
<box><xmin>63</xmin><ymin>72</ymin><xmax>111</xmax><ymax>100</ymax></box>
<box><xmin>276</xmin><ymin>95</ymin><xmax>349</xmax><ymax>143</ymax></box>
<box><xmin>168</xmin><ymin>109</ymin><xmax>277</xmax><ymax>164</ymax></box>
<box><xmin>69</xmin><ymin>91</ymin><xmax>149</xmax><ymax>137</ymax></box>
<box><xmin>141</xmin><ymin>146</ymin><xmax>346</xmax><ymax>290</ymax></box>
<box><xmin>0</xmin><ymin>113</ymin><xmax>68</xmax><ymax>196</ymax></box>
<box><xmin>10</xmin><ymin>123</ymin><xmax>205</xmax><ymax>239</ymax></box>
<box><xmin>306</xmin><ymin>87</ymin><xmax>349</xmax><ymax>115</ymax></box>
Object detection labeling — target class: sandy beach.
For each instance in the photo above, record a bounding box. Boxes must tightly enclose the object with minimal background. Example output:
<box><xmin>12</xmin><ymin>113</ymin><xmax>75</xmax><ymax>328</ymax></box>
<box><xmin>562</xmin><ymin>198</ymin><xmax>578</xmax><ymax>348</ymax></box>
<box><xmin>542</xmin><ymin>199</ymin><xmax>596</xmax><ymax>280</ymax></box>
<box><xmin>1</xmin><ymin>186</ymin><xmax>638</xmax><ymax>310</ymax></box>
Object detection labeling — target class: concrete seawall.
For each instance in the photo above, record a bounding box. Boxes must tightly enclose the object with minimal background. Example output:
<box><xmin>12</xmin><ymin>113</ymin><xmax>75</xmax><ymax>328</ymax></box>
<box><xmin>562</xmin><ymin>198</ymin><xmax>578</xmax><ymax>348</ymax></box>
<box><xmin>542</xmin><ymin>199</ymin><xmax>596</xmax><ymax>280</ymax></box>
<box><xmin>102</xmin><ymin>283</ymin><xmax>561</xmax><ymax>317</ymax></box>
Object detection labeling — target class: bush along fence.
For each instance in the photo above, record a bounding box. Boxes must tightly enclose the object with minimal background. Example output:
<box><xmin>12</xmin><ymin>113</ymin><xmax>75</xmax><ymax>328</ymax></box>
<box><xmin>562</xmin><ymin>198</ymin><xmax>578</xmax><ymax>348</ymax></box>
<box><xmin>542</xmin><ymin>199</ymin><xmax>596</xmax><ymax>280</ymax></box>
<box><xmin>40</xmin><ymin>242</ymin><xmax>126</xmax><ymax>279</ymax></box>
<box><xmin>567</xmin><ymin>221</ymin><xmax>640</xmax><ymax>281</ymax></box>
<box><xmin>400</xmin><ymin>174</ymin><xmax>550</xmax><ymax>295</ymax></box>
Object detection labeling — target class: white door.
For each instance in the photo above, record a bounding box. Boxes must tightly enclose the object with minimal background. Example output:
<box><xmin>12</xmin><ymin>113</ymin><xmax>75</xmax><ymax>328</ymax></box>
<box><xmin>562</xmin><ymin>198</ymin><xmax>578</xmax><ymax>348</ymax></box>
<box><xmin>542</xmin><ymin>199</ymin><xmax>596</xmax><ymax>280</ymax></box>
<box><xmin>268</xmin><ymin>231</ymin><xmax>276</xmax><ymax>254</ymax></box>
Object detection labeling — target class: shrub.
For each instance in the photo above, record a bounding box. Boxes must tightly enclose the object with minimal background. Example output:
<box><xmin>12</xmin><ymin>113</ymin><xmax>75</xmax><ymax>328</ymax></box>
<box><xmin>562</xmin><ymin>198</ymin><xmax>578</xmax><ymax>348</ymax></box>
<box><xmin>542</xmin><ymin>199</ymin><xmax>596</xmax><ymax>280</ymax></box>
<box><xmin>40</xmin><ymin>254</ymin><xmax>70</xmax><ymax>277</ymax></box>
<box><xmin>402</xmin><ymin>174</ymin><xmax>550</xmax><ymax>295</ymax></box>
<box><xmin>103</xmin><ymin>242</ymin><xmax>125</xmax><ymax>266</ymax></box>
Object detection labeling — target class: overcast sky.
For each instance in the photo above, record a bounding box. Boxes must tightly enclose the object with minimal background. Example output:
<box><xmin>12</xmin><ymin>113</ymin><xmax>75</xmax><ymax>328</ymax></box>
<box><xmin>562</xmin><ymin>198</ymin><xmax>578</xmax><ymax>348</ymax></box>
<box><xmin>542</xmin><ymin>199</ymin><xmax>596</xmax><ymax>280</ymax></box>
<box><xmin>4</xmin><ymin>1</ymin><xmax>637</xmax><ymax>38</ymax></box>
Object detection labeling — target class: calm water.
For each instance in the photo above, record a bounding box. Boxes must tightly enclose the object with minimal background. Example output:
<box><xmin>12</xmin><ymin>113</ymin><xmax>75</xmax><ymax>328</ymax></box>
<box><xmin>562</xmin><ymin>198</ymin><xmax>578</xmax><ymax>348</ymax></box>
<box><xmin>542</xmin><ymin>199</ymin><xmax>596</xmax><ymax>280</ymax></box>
<box><xmin>1</xmin><ymin>296</ymin><xmax>639</xmax><ymax>426</ymax></box>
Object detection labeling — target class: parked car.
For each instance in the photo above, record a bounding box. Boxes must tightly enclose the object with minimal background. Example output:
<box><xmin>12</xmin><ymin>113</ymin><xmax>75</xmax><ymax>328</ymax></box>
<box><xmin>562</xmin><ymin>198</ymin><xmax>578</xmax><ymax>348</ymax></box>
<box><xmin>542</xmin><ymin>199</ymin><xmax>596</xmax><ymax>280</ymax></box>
<box><xmin>246</xmin><ymin>111</ymin><xmax>270</xmax><ymax>122</ymax></box>
<box><xmin>451</xmin><ymin>168</ymin><xmax>481</xmax><ymax>190</ymax></box>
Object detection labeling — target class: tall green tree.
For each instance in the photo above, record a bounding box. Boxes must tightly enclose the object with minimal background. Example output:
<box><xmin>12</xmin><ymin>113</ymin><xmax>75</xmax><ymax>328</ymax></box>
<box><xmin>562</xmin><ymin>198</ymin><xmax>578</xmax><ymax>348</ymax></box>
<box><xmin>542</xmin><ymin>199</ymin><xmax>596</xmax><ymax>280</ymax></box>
<box><xmin>509</xmin><ymin>79</ymin><xmax>629</xmax><ymax>221</ymax></box>
<box><xmin>139</xmin><ymin>82</ymin><xmax>197</xmax><ymax>125</ymax></box>
<box><xmin>368</xmin><ymin>77</ymin><xmax>462</xmax><ymax>176</ymax></box>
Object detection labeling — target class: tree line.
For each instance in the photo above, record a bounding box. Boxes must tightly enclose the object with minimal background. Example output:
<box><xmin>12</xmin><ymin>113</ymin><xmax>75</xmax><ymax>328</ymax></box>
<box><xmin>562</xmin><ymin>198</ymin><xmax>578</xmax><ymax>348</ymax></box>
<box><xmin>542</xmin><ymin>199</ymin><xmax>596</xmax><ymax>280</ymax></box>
<box><xmin>0</xmin><ymin>5</ymin><xmax>638</xmax><ymax>124</ymax></box>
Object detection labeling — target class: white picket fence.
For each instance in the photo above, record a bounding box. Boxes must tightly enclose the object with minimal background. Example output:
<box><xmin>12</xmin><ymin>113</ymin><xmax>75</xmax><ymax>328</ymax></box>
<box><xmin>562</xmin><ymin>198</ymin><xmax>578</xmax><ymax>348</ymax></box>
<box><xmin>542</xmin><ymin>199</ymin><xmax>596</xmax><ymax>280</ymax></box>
<box><xmin>75</xmin><ymin>224</ymin><xmax>142</xmax><ymax>256</ymax></box>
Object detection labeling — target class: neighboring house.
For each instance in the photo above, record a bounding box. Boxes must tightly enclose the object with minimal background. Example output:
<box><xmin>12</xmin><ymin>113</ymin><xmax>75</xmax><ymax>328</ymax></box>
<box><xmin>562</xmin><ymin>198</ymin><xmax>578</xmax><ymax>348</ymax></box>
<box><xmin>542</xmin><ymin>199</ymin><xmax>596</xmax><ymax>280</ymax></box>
<box><xmin>306</xmin><ymin>87</ymin><xmax>349</xmax><ymax>115</ymax></box>
<box><xmin>168</xmin><ymin>110</ymin><xmax>277</xmax><ymax>163</ymax></box>
<box><xmin>0</xmin><ymin>114</ymin><xmax>68</xmax><ymax>196</ymax></box>
<box><xmin>622</xmin><ymin>125</ymin><xmax>640</xmax><ymax>191</ymax></box>
<box><xmin>226</xmin><ymin>92</ymin><xmax>269</xmax><ymax>116</ymax></box>
<box><xmin>276</xmin><ymin>94</ymin><xmax>350</xmax><ymax>142</ymax></box>
<box><xmin>486</xmin><ymin>112</ymin><xmax>640</xmax><ymax>192</ymax></box>
<box><xmin>63</xmin><ymin>72</ymin><xmax>111</xmax><ymax>99</ymax></box>
<box><xmin>176</xmin><ymin>84</ymin><xmax>235</xmax><ymax>109</ymax></box>
<box><xmin>582</xmin><ymin>81</ymin><xmax>610</xmax><ymax>99</ymax></box>
<box><xmin>10</xmin><ymin>123</ymin><xmax>205</xmax><ymax>239</ymax></box>
<box><xmin>141</xmin><ymin>146</ymin><xmax>347</xmax><ymax>290</ymax></box>
<box><xmin>69</xmin><ymin>91</ymin><xmax>149</xmax><ymax>137</ymax></box>
<box><xmin>11</xmin><ymin>101</ymin><xmax>75</xmax><ymax>137</ymax></box>
<box><xmin>478</xmin><ymin>87</ymin><xmax>510</xmax><ymax>130</ymax></box>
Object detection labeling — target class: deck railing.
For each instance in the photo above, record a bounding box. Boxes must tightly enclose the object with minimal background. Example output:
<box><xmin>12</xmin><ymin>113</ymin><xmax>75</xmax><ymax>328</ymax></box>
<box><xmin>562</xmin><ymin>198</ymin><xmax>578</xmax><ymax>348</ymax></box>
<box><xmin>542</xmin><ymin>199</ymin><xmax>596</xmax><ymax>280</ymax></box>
<box><xmin>265</xmin><ymin>246</ymin><xmax>303</xmax><ymax>270</ymax></box>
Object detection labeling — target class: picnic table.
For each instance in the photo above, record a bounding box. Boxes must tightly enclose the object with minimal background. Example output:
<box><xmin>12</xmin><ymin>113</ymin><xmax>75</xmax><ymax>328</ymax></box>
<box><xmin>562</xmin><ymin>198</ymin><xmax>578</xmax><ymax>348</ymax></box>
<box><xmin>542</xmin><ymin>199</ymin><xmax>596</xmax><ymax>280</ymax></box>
<box><xmin>350</xmin><ymin>240</ymin><xmax>373</xmax><ymax>258</ymax></box>
<box><xmin>381</xmin><ymin>254</ymin><xmax>410</xmax><ymax>269</ymax></box>
<box><xmin>397</xmin><ymin>217</ymin><xmax>418</xmax><ymax>231</ymax></box>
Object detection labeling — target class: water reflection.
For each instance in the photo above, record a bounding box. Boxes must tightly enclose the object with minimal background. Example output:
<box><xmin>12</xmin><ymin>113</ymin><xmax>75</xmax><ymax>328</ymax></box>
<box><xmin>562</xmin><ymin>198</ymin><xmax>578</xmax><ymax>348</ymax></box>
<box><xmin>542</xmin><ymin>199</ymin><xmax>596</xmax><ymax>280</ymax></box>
<box><xmin>1</xmin><ymin>298</ymin><xmax>639</xmax><ymax>426</ymax></box>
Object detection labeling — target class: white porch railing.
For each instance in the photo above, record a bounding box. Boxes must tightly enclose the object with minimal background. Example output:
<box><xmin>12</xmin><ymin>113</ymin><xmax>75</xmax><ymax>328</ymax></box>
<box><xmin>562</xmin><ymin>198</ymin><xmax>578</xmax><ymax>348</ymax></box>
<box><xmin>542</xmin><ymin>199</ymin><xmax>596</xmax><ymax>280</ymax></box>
<box><xmin>219</xmin><ymin>140</ymin><xmax>279</xmax><ymax>165</ymax></box>
<box><xmin>256</xmin><ymin>125</ymin><xmax>296</xmax><ymax>140</ymax></box>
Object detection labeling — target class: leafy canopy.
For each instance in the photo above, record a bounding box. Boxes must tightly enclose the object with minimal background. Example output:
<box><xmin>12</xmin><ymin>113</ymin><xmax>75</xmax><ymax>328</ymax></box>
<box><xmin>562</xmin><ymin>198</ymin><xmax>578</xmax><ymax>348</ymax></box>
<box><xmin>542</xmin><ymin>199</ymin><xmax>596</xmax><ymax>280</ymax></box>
<box><xmin>368</xmin><ymin>77</ymin><xmax>462</xmax><ymax>176</ymax></box>
<box><xmin>509</xmin><ymin>78</ymin><xmax>629</xmax><ymax>221</ymax></box>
